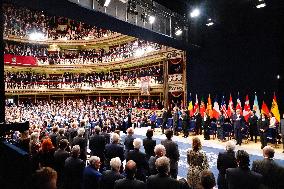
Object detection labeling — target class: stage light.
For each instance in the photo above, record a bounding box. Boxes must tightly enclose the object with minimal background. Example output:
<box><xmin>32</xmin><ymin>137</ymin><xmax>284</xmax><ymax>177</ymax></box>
<box><xmin>149</xmin><ymin>15</ymin><xmax>156</xmax><ymax>24</ymax></box>
<box><xmin>104</xmin><ymin>0</ymin><xmax>111</xmax><ymax>7</ymax></box>
<box><xmin>29</xmin><ymin>32</ymin><xmax>46</xmax><ymax>41</ymax></box>
<box><xmin>175</xmin><ymin>28</ymin><xmax>183</xmax><ymax>36</ymax></box>
<box><xmin>190</xmin><ymin>8</ymin><xmax>200</xmax><ymax>18</ymax></box>
<box><xmin>206</xmin><ymin>18</ymin><xmax>214</xmax><ymax>26</ymax></box>
<box><xmin>277</xmin><ymin>75</ymin><xmax>280</xmax><ymax>79</ymax></box>
<box><xmin>256</xmin><ymin>3</ymin><xmax>266</xmax><ymax>8</ymax></box>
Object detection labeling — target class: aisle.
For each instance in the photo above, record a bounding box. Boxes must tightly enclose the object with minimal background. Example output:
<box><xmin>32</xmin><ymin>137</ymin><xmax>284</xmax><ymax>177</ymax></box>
<box><xmin>125</xmin><ymin>127</ymin><xmax>284</xmax><ymax>179</ymax></box>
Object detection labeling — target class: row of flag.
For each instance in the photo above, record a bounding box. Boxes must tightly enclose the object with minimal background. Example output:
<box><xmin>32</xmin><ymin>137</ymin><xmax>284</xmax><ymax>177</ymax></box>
<box><xmin>188</xmin><ymin>93</ymin><xmax>281</xmax><ymax>123</ymax></box>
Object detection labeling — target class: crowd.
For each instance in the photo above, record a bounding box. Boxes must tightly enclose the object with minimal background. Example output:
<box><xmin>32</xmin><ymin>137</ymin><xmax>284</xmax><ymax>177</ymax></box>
<box><xmin>4</xmin><ymin>3</ymin><xmax>114</xmax><ymax>40</ymax></box>
<box><xmin>4</xmin><ymin>39</ymin><xmax>162</xmax><ymax>65</ymax></box>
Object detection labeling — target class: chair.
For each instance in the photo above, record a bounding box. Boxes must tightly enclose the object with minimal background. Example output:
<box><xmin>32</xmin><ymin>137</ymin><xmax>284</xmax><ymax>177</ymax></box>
<box><xmin>209</xmin><ymin>121</ymin><xmax>217</xmax><ymax>139</ymax></box>
<box><xmin>177</xmin><ymin>119</ymin><xmax>183</xmax><ymax>132</ymax></box>
<box><xmin>167</xmin><ymin>118</ymin><xmax>173</xmax><ymax>129</ymax></box>
<box><xmin>188</xmin><ymin>120</ymin><xmax>196</xmax><ymax>133</ymax></box>
<box><xmin>223</xmin><ymin>123</ymin><xmax>233</xmax><ymax>140</ymax></box>
<box><xmin>156</xmin><ymin>117</ymin><xmax>163</xmax><ymax>128</ymax></box>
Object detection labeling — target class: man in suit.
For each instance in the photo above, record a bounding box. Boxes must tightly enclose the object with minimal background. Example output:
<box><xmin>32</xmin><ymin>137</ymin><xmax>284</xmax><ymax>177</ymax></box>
<box><xmin>89</xmin><ymin>126</ymin><xmax>106</xmax><ymax>170</ymax></box>
<box><xmin>232</xmin><ymin>109</ymin><xmax>245</xmax><ymax>145</ymax></box>
<box><xmin>258</xmin><ymin>113</ymin><xmax>269</xmax><ymax>149</ymax></box>
<box><xmin>248</xmin><ymin>110</ymin><xmax>258</xmax><ymax>143</ymax></box>
<box><xmin>181</xmin><ymin>109</ymin><xmax>189</xmax><ymax>138</ymax></box>
<box><xmin>148</xmin><ymin>144</ymin><xmax>166</xmax><ymax>176</ymax></box>
<box><xmin>195</xmin><ymin>110</ymin><xmax>203</xmax><ymax>135</ymax></box>
<box><xmin>126</xmin><ymin>138</ymin><xmax>149</xmax><ymax>182</ymax></box>
<box><xmin>101</xmin><ymin>157</ymin><xmax>125</xmax><ymax>189</ymax></box>
<box><xmin>72</xmin><ymin>127</ymin><xmax>87</xmax><ymax>161</ymax></box>
<box><xmin>82</xmin><ymin>156</ymin><xmax>102</xmax><ymax>189</ymax></box>
<box><xmin>147</xmin><ymin>156</ymin><xmax>180</xmax><ymax>189</ymax></box>
<box><xmin>161</xmin><ymin>130</ymin><xmax>180</xmax><ymax>179</ymax></box>
<box><xmin>143</xmin><ymin>129</ymin><xmax>156</xmax><ymax>160</ymax></box>
<box><xmin>217</xmin><ymin>141</ymin><xmax>237</xmax><ymax>189</ymax></box>
<box><xmin>102</xmin><ymin>126</ymin><xmax>111</xmax><ymax>144</ymax></box>
<box><xmin>114</xmin><ymin>160</ymin><xmax>146</xmax><ymax>189</ymax></box>
<box><xmin>252</xmin><ymin>146</ymin><xmax>284</xmax><ymax>189</ymax></box>
<box><xmin>105</xmin><ymin>133</ymin><xmax>125</xmax><ymax>170</ymax></box>
<box><xmin>64</xmin><ymin>145</ymin><xmax>85</xmax><ymax>189</ymax></box>
<box><xmin>226</xmin><ymin>150</ymin><xmax>262</xmax><ymax>189</ymax></box>
<box><xmin>124</xmin><ymin>127</ymin><xmax>135</xmax><ymax>156</ymax></box>
<box><xmin>49</xmin><ymin>126</ymin><xmax>59</xmax><ymax>148</ymax></box>
<box><xmin>162</xmin><ymin>108</ymin><xmax>168</xmax><ymax>134</ymax></box>
<box><xmin>173</xmin><ymin>108</ymin><xmax>179</xmax><ymax>136</ymax></box>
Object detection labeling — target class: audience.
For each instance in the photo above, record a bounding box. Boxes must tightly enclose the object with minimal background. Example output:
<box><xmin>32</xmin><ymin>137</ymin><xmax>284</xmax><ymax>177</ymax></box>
<box><xmin>33</xmin><ymin>167</ymin><xmax>57</xmax><ymax>189</ymax></box>
<box><xmin>143</xmin><ymin>129</ymin><xmax>156</xmax><ymax>160</ymax></box>
<box><xmin>82</xmin><ymin>156</ymin><xmax>102</xmax><ymax>189</ymax></box>
<box><xmin>105</xmin><ymin>133</ymin><xmax>125</xmax><ymax>170</ymax></box>
<box><xmin>201</xmin><ymin>170</ymin><xmax>216</xmax><ymax>189</ymax></box>
<box><xmin>148</xmin><ymin>144</ymin><xmax>166</xmax><ymax>175</ymax></box>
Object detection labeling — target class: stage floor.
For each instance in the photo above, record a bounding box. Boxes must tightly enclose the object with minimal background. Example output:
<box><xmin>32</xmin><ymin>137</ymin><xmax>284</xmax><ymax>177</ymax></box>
<box><xmin>123</xmin><ymin>127</ymin><xmax>284</xmax><ymax>179</ymax></box>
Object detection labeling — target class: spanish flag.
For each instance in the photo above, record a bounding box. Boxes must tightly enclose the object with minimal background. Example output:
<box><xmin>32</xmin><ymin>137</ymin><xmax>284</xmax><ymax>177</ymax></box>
<box><xmin>271</xmin><ymin>94</ymin><xmax>280</xmax><ymax>122</ymax></box>
<box><xmin>261</xmin><ymin>101</ymin><xmax>270</xmax><ymax>116</ymax></box>
<box><xmin>188</xmin><ymin>94</ymin><xmax>194</xmax><ymax>116</ymax></box>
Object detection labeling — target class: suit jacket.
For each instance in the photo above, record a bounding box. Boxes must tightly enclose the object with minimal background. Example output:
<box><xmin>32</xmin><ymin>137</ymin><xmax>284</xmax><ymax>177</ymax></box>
<box><xmin>105</xmin><ymin>143</ymin><xmax>125</xmax><ymax>167</ymax></box>
<box><xmin>217</xmin><ymin>151</ymin><xmax>237</xmax><ymax>175</ymax></box>
<box><xmin>101</xmin><ymin>170</ymin><xmax>125</xmax><ymax>189</ymax></box>
<box><xmin>54</xmin><ymin>149</ymin><xmax>70</xmax><ymax>175</ymax></box>
<box><xmin>114</xmin><ymin>178</ymin><xmax>146</xmax><ymax>189</ymax></box>
<box><xmin>82</xmin><ymin>165</ymin><xmax>102</xmax><ymax>189</ymax></box>
<box><xmin>161</xmin><ymin>139</ymin><xmax>180</xmax><ymax>170</ymax></box>
<box><xmin>143</xmin><ymin>138</ymin><xmax>156</xmax><ymax>159</ymax></box>
<box><xmin>102</xmin><ymin>132</ymin><xmax>111</xmax><ymax>144</ymax></box>
<box><xmin>147</xmin><ymin>173</ymin><xmax>181</xmax><ymax>189</ymax></box>
<box><xmin>72</xmin><ymin>136</ymin><xmax>87</xmax><ymax>160</ymax></box>
<box><xmin>162</xmin><ymin>111</ymin><xmax>168</xmax><ymax>124</ymax></box>
<box><xmin>232</xmin><ymin>114</ymin><xmax>245</xmax><ymax>130</ymax></box>
<box><xmin>64</xmin><ymin>156</ymin><xmax>85</xmax><ymax>189</ymax></box>
<box><xmin>89</xmin><ymin>134</ymin><xmax>106</xmax><ymax>157</ymax></box>
<box><xmin>49</xmin><ymin>132</ymin><xmax>59</xmax><ymax>148</ymax></box>
<box><xmin>258</xmin><ymin>119</ymin><xmax>269</xmax><ymax>133</ymax></box>
<box><xmin>226</xmin><ymin>167</ymin><xmax>262</xmax><ymax>189</ymax></box>
<box><xmin>252</xmin><ymin>159</ymin><xmax>283</xmax><ymax>189</ymax></box>
<box><xmin>124</xmin><ymin>135</ymin><xmax>135</xmax><ymax>152</ymax></box>
<box><xmin>126</xmin><ymin>149</ymin><xmax>148</xmax><ymax>181</ymax></box>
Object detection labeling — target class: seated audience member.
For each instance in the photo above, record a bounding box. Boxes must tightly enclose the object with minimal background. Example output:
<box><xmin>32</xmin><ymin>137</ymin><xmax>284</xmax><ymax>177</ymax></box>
<box><xmin>33</xmin><ymin>167</ymin><xmax>57</xmax><ymax>189</ymax></box>
<box><xmin>64</xmin><ymin>145</ymin><xmax>85</xmax><ymax>189</ymax></box>
<box><xmin>54</xmin><ymin>139</ymin><xmax>70</xmax><ymax>187</ymax></box>
<box><xmin>201</xmin><ymin>170</ymin><xmax>216</xmax><ymax>189</ymax></box>
<box><xmin>217</xmin><ymin>141</ymin><xmax>237</xmax><ymax>189</ymax></box>
<box><xmin>38</xmin><ymin>138</ymin><xmax>56</xmax><ymax>168</ymax></box>
<box><xmin>82</xmin><ymin>156</ymin><xmax>102</xmax><ymax>189</ymax></box>
<box><xmin>161</xmin><ymin>129</ymin><xmax>180</xmax><ymax>179</ymax></box>
<box><xmin>226</xmin><ymin>150</ymin><xmax>262</xmax><ymax>189</ymax></box>
<box><xmin>101</xmin><ymin>157</ymin><xmax>125</xmax><ymax>189</ymax></box>
<box><xmin>72</xmin><ymin>127</ymin><xmax>87</xmax><ymax>161</ymax></box>
<box><xmin>143</xmin><ymin>129</ymin><xmax>156</xmax><ymax>160</ymax></box>
<box><xmin>147</xmin><ymin>156</ymin><xmax>181</xmax><ymax>189</ymax></box>
<box><xmin>105</xmin><ymin>133</ymin><xmax>125</xmax><ymax>170</ymax></box>
<box><xmin>149</xmin><ymin>144</ymin><xmax>166</xmax><ymax>175</ymax></box>
<box><xmin>114</xmin><ymin>160</ymin><xmax>146</xmax><ymax>189</ymax></box>
<box><xmin>126</xmin><ymin>138</ymin><xmax>148</xmax><ymax>181</ymax></box>
<box><xmin>252</xmin><ymin>146</ymin><xmax>284</xmax><ymax>189</ymax></box>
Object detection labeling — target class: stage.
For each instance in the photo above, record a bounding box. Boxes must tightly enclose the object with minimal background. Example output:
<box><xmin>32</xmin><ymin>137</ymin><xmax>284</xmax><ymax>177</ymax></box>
<box><xmin>121</xmin><ymin>127</ymin><xmax>284</xmax><ymax>179</ymax></box>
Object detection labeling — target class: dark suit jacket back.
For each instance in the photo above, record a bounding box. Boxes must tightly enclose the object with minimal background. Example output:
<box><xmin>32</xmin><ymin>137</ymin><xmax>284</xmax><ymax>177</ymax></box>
<box><xmin>114</xmin><ymin>178</ymin><xmax>146</xmax><ymax>189</ymax></box>
<box><xmin>89</xmin><ymin>134</ymin><xmax>106</xmax><ymax>157</ymax></box>
<box><xmin>143</xmin><ymin>138</ymin><xmax>156</xmax><ymax>159</ymax></box>
<box><xmin>147</xmin><ymin>173</ymin><xmax>181</xmax><ymax>189</ymax></box>
<box><xmin>101</xmin><ymin>170</ymin><xmax>125</xmax><ymax>189</ymax></box>
<box><xmin>64</xmin><ymin>156</ymin><xmax>85</xmax><ymax>189</ymax></box>
<box><xmin>105</xmin><ymin>143</ymin><xmax>125</xmax><ymax>167</ymax></box>
<box><xmin>161</xmin><ymin>139</ymin><xmax>180</xmax><ymax>169</ymax></box>
<box><xmin>217</xmin><ymin>151</ymin><xmax>237</xmax><ymax>175</ymax></box>
<box><xmin>126</xmin><ymin>149</ymin><xmax>148</xmax><ymax>181</ymax></box>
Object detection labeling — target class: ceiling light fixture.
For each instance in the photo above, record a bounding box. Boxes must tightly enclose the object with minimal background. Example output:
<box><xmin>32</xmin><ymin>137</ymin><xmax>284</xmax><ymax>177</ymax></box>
<box><xmin>190</xmin><ymin>8</ymin><xmax>200</xmax><ymax>18</ymax></box>
<box><xmin>149</xmin><ymin>15</ymin><xmax>156</xmax><ymax>24</ymax></box>
<box><xmin>175</xmin><ymin>28</ymin><xmax>183</xmax><ymax>36</ymax></box>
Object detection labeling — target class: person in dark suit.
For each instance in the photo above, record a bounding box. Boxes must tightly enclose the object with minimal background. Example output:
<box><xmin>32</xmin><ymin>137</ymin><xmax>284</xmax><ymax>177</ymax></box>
<box><xmin>68</xmin><ymin>122</ymin><xmax>78</xmax><ymax>144</ymax></box>
<box><xmin>89</xmin><ymin>126</ymin><xmax>106</xmax><ymax>170</ymax></box>
<box><xmin>162</xmin><ymin>108</ymin><xmax>168</xmax><ymax>134</ymax></box>
<box><xmin>217</xmin><ymin>141</ymin><xmax>237</xmax><ymax>189</ymax></box>
<box><xmin>173</xmin><ymin>108</ymin><xmax>179</xmax><ymax>136</ymax></box>
<box><xmin>147</xmin><ymin>156</ymin><xmax>181</xmax><ymax>189</ymax></box>
<box><xmin>56</xmin><ymin>128</ymin><xmax>68</xmax><ymax>149</ymax></box>
<box><xmin>54</xmin><ymin>139</ymin><xmax>70</xmax><ymax>188</ymax></box>
<box><xmin>114</xmin><ymin>160</ymin><xmax>146</xmax><ymax>189</ymax></box>
<box><xmin>126</xmin><ymin>138</ymin><xmax>149</xmax><ymax>182</ymax></box>
<box><xmin>203</xmin><ymin>111</ymin><xmax>211</xmax><ymax>140</ymax></box>
<box><xmin>232</xmin><ymin>109</ymin><xmax>245</xmax><ymax>145</ymax></box>
<box><xmin>248</xmin><ymin>110</ymin><xmax>258</xmax><ymax>143</ymax></box>
<box><xmin>181</xmin><ymin>110</ymin><xmax>189</xmax><ymax>138</ymax></box>
<box><xmin>82</xmin><ymin>156</ymin><xmax>102</xmax><ymax>189</ymax></box>
<box><xmin>101</xmin><ymin>157</ymin><xmax>125</xmax><ymax>189</ymax></box>
<box><xmin>201</xmin><ymin>170</ymin><xmax>216</xmax><ymax>189</ymax></box>
<box><xmin>102</xmin><ymin>126</ymin><xmax>111</xmax><ymax>144</ymax></box>
<box><xmin>124</xmin><ymin>127</ymin><xmax>135</xmax><ymax>155</ymax></box>
<box><xmin>195</xmin><ymin>110</ymin><xmax>203</xmax><ymax>135</ymax></box>
<box><xmin>226</xmin><ymin>150</ymin><xmax>262</xmax><ymax>189</ymax></box>
<box><xmin>148</xmin><ymin>144</ymin><xmax>166</xmax><ymax>175</ymax></box>
<box><xmin>161</xmin><ymin>130</ymin><xmax>180</xmax><ymax>179</ymax></box>
<box><xmin>72</xmin><ymin>127</ymin><xmax>87</xmax><ymax>161</ymax></box>
<box><xmin>143</xmin><ymin>129</ymin><xmax>156</xmax><ymax>160</ymax></box>
<box><xmin>49</xmin><ymin>126</ymin><xmax>59</xmax><ymax>149</ymax></box>
<box><xmin>258</xmin><ymin>113</ymin><xmax>269</xmax><ymax>149</ymax></box>
<box><xmin>64</xmin><ymin>145</ymin><xmax>85</xmax><ymax>189</ymax></box>
<box><xmin>105</xmin><ymin>133</ymin><xmax>125</xmax><ymax>170</ymax></box>
<box><xmin>252</xmin><ymin>146</ymin><xmax>284</xmax><ymax>189</ymax></box>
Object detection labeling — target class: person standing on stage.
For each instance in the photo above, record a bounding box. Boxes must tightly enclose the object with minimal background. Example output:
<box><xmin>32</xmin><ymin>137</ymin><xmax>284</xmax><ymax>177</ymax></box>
<box><xmin>161</xmin><ymin>108</ymin><xmax>168</xmax><ymax>134</ymax></box>
<box><xmin>203</xmin><ymin>111</ymin><xmax>211</xmax><ymax>140</ymax></box>
<box><xmin>173</xmin><ymin>108</ymin><xmax>179</xmax><ymax>136</ymax></box>
<box><xmin>217</xmin><ymin>111</ymin><xmax>225</xmax><ymax>141</ymax></box>
<box><xmin>258</xmin><ymin>113</ymin><xmax>269</xmax><ymax>149</ymax></box>
<box><xmin>232</xmin><ymin>109</ymin><xmax>245</xmax><ymax>146</ymax></box>
<box><xmin>181</xmin><ymin>109</ymin><xmax>189</xmax><ymax>138</ymax></box>
<box><xmin>150</xmin><ymin>111</ymin><xmax>157</xmax><ymax>131</ymax></box>
<box><xmin>195</xmin><ymin>110</ymin><xmax>203</xmax><ymax>135</ymax></box>
<box><xmin>248</xmin><ymin>110</ymin><xmax>258</xmax><ymax>143</ymax></box>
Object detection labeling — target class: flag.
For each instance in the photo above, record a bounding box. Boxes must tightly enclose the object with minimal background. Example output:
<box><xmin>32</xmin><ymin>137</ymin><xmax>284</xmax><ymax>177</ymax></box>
<box><xmin>236</xmin><ymin>93</ymin><xmax>242</xmax><ymax>115</ymax></box>
<box><xmin>200</xmin><ymin>97</ymin><xmax>206</xmax><ymax>117</ymax></box>
<box><xmin>188</xmin><ymin>94</ymin><xmax>194</xmax><ymax>117</ymax></box>
<box><xmin>212</xmin><ymin>97</ymin><xmax>221</xmax><ymax>119</ymax></box>
<box><xmin>227</xmin><ymin>94</ymin><xmax>234</xmax><ymax>117</ymax></box>
<box><xmin>243</xmin><ymin>95</ymin><xmax>251</xmax><ymax>121</ymax></box>
<box><xmin>194</xmin><ymin>94</ymin><xmax>199</xmax><ymax>114</ymax></box>
<box><xmin>206</xmin><ymin>94</ymin><xmax>213</xmax><ymax>118</ymax></box>
<box><xmin>253</xmin><ymin>94</ymin><xmax>261</xmax><ymax>118</ymax></box>
<box><xmin>271</xmin><ymin>94</ymin><xmax>280</xmax><ymax>122</ymax></box>
<box><xmin>221</xmin><ymin>96</ymin><xmax>228</xmax><ymax>118</ymax></box>
<box><xmin>261</xmin><ymin>101</ymin><xmax>270</xmax><ymax>116</ymax></box>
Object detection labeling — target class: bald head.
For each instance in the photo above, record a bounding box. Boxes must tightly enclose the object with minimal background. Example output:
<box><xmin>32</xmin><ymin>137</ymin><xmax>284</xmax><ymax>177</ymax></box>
<box><xmin>125</xmin><ymin>160</ymin><xmax>137</xmax><ymax>179</ymax></box>
<box><xmin>263</xmin><ymin>146</ymin><xmax>275</xmax><ymax>159</ymax></box>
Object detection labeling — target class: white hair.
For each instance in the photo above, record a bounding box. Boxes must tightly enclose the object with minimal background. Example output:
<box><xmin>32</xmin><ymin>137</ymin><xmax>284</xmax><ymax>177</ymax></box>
<box><xmin>111</xmin><ymin>133</ymin><xmax>120</xmax><ymax>143</ymax></box>
<box><xmin>226</xmin><ymin>141</ymin><xmax>236</xmax><ymax>152</ymax></box>
<box><xmin>110</xmin><ymin>157</ymin><xmax>122</xmax><ymax>171</ymax></box>
<box><xmin>155</xmin><ymin>156</ymin><xmax>170</xmax><ymax>173</ymax></box>
<box><xmin>89</xmin><ymin>156</ymin><xmax>100</xmax><ymax>165</ymax></box>
<box><xmin>77</xmin><ymin>128</ymin><xmax>85</xmax><ymax>136</ymax></box>
<box><xmin>30</xmin><ymin>132</ymin><xmax>39</xmax><ymax>143</ymax></box>
<box><xmin>133</xmin><ymin>138</ymin><xmax>142</xmax><ymax>149</ymax></box>
<box><xmin>71</xmin><ymin>145</ymin><xmax>80</xmax><ymax>157</ymax></box>
<box><xmin>154</xmin><ymin>144</ymin><xmax>166</xmax><ymax>156</ymax></box>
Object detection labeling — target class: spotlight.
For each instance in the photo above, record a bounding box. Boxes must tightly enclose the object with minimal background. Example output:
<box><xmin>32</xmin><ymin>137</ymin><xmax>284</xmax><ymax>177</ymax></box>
<box><xmin>175</xmin><ymin>28</ymin><xmax>183</xmax><ymax>36</ymax></box>
<box><xmin>149</xmin><ymin>15</ymin><xmax>156</xmax><ymax>24</ymax></box>
<box><xmin>256</xmin><ymin>3</ymin><xmax>266</xmax><ymax>8</ymax></box>
<box><xmin>29</xmin><ymin>32</ymin><xmax>46</xmax><ymax>41</ymax></box>
<box><xmin>206</xmin><ymin>18</ymin><xmax>214</xmax><ymax>26</ymax></box>
<box><xmin>277</xmin><ymin>75</ymin><xmax>280</xmax><ymax>79</ymax></box>
<box><xmin>190</xmin><ymin>8</ymin><xmax>200</xmax><ymax>18</ymax></box>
